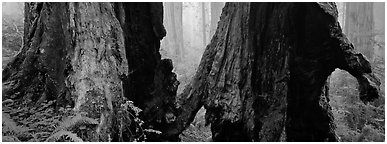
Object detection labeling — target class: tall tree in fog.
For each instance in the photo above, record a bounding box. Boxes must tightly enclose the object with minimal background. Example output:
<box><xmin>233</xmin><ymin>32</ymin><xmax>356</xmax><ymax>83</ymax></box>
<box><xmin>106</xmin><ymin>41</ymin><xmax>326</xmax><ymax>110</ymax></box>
<box><xmin>202</xmin><ymin>2</ymin><xmax>207</xmax><ymax>46</ymax></box>
<box><xmin>162</xmin><ymin>2</ymin><xmax>184</xmax><ymax>63</ymax></box>
<box><xmin>345</xmin><ymin>2</ymin><xmax>374</xmax><ymax>60</ymax></box>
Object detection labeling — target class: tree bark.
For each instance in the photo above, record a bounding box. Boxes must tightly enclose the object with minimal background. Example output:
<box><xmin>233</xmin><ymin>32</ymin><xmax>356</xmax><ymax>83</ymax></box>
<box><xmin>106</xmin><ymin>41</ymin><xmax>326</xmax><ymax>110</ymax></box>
<box><xmin>23</xmin><ymin>2</ymin><xmax>41</xmax><ymax>45</ymax></box>
<box><xmin>2</xmin><ymin>2</ymin><xmax>381</xmax><ymax>142</ymax></box>
<box><xmin>113</xmin><ymin>2</ymin><xmax>179</xmax><ymax>141</ymax></box>
<box><xmin>3</xmin><ymin>2</ymin><xmax>70</xmax><ymax>106</ymax></box>
<box><xmin>3</xmin><ymin>2</ymin><xmax>129</xmax><ymax>141</ymax></box>
<box><xmin>159</xmin><ymin>2</ymin><xmax>380</xmax><ymax>142</ymax></box>
<box><xmin>3</xmin><ymin>2</ymin><xmax>177</xmax><ymax>142</ymax></box>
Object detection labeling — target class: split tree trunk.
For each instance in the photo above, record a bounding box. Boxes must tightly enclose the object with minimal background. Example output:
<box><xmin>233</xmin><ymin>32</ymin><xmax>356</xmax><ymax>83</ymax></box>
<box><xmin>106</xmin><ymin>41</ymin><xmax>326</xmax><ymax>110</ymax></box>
<box><xmin>159</xmin><ymin>2</ymin><xmax>380</xmax><ymax>142</ymax></box>
<box><xmin>114</xmin><ymin>2</ymin><xmax>180</xmax><ymax>141</ymax></box>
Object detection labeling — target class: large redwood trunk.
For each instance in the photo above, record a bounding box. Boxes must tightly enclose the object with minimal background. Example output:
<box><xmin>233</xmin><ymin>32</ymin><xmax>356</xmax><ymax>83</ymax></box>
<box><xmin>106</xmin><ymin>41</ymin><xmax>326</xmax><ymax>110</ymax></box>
<box><xmin>158</xmin><ymin>2</ymin><xmax>380</xmax><ymax>142</ymax></box>
<box><xmin>2</xmin><ymin>2</ymin><xmax>380</xmax><ymax>142</ymax></box>
<box><xmin>2</xmin><ymin>2</ymin><xmax>178</xmax><ymax>142</ymax></box>
<box><xmin>3</xmin><ymin>2</ymin><xmax>128</xmax><ymax>141</ymax></box>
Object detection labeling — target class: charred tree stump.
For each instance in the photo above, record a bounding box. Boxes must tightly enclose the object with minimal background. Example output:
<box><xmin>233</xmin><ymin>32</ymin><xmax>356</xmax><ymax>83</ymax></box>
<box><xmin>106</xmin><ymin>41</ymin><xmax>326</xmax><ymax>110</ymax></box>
<box><xmin>2</xmin><ymin>2</ymin><xmax>380</xmax><ymax>142</ymax></box>
<box><xmin>159</xmin><ymin>2</ymin><xmax>380</xmax><ymax>142</ymax></box>
<box><xmin>113</xmin><ymin>2</ymin><xmax>180</xmax><ymax>141</ymax></box>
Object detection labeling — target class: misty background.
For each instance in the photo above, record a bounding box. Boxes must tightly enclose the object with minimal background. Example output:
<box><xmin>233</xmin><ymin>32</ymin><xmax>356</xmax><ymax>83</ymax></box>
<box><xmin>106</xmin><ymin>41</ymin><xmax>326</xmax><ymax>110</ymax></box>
<box><xmin>2</xmin><ymin>2</ymin><xmax>385</xmax><ymax>142</ymax></box>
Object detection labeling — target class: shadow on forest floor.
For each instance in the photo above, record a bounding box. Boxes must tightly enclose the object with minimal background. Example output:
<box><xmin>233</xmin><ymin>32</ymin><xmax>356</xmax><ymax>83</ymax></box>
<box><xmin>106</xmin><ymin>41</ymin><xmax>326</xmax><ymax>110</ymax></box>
<box><xmin>179</xmin><ymin>107</ymin><xmax>212</xmax><ymax>142</ymax></box>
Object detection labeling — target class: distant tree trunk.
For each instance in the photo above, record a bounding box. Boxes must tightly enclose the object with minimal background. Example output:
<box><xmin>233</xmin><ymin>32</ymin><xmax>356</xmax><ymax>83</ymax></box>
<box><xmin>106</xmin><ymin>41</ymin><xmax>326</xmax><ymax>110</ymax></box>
<box><xmin>202</xmin><ymin>2</ymin><xmax>207</xmax><ymax>46</ymax></box>
<box><xmin>158</xmin><ymin>2</ymin><xmax>380</xmax><ymax>142</ymax></box>
<box><xmin>162</xmin><ymin>2</ymin><xmax>184</xmax><ymax>63</ymax></box>
<box><xmin>3</xmin><ymin>2</ymin><xmax>178</xmax><ymax>142</ymax></box>
<box><xmin>2</xmin><ymin>2</ymin><xmax>380</xmax><ymax>142</ymax></box>
<box><xmin>210</xmin><ymin>2</ymin><xmax>224</xmax><ymax>37</ymax></box>
<box><xmin>345</xmin><ymin>2</ymin><xmax>374</xmax><ymax>60</ymax></box>
<box><xmin>337</xmin><ymin>3</ymin><xmax>375</xmax><ymax>102</ymax></box>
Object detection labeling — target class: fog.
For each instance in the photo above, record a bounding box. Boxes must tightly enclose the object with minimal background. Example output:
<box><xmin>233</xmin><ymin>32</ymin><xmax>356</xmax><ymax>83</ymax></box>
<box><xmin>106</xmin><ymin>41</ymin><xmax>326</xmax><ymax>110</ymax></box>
<box><xmin>1</xmin><ymin>2</ymin><xmax>385</xmax><ymax>142</ymax></box>
<box><xmin>158</xmin><ymin>2</ymin><xmax>385</xmax><ymax>141</ymax></box>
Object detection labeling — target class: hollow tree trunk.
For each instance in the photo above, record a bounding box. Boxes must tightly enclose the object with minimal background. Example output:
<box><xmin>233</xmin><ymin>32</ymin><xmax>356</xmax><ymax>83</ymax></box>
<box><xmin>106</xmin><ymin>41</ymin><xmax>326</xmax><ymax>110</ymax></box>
<box><xmin>158</xmin><ymin>2</ymin><xmax>380</xmax><ymax>142</ymax></box>
<box><xmin>2</xmin><ymin>2</ymin><xmax>177</xmax><ymax>142</ymax></box>
<box><xmin>112</xmin><ymin>2</ymin><xmax>180</xmax><ymax>141</ymax></box>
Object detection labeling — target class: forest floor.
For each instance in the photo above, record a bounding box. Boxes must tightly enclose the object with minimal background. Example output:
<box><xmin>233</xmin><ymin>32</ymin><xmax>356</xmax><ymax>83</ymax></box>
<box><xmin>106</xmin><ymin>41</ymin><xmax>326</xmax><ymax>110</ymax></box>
<box><xmin>180</xmin><ymin>107</ymin><xmax>212</xmax><ymax>142</ymax></box>
<box><xmin>2</xmin><ymin>53</ymin><xmax>213</xmax><ymax>142</ymax></box>
<box><xmin>173</xmin><ymin>62</ymin><xmax>212</xmax><ymax>142</ymax></box>
<box><xmin>329</xmin><ymin>70</ymin><xmax>385</xmax><ymax>142</ymax></box>
<box><xmin>2</xmin><ymin>56</ymin><xmax>385</xmax><ymax>142</ymax></box>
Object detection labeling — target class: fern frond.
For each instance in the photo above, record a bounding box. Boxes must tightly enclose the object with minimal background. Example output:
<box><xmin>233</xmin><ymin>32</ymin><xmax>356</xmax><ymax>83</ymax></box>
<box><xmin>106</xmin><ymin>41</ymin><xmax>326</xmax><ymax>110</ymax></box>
<box><xmin>2</xmin><ymin>99</ymin><xmax>14</xmax><ymax>105</ymax></box>
<box><xmin>53</xmin><ymin>114</ymin><xmax>98</xmax><ymax>133</ymax></box>
<box><xmin>2</xmin><ymin>112</ymin><xmax>31</xmax><ymax>138</ymax></box>
<box><xmin>2</xmin><ymin>112</ymin><xmax>17</xmax><ymax>129</ymax></box>
<box><xmin>45</xmin><ymin>130</ymin><xmax>83</xmax><ymax>142</ymax></box>
<box><xmin>144</xmin><ymin>128</ymin><xmax>162</xmax><ymax>134</ymax></box>
<box><xmin>2</xmin><ymin>135</ymin><xmax>21</xmax><ymax>142</ymax></box>
<box><xmin>27</xmin><ymin>138</ymin><xmax>38</xmax><ymax>142</ymax></box>
<box><xmin>32</xmin><ymin>131</ymin><xmax>51</xmax><ymax>140</ymax></box>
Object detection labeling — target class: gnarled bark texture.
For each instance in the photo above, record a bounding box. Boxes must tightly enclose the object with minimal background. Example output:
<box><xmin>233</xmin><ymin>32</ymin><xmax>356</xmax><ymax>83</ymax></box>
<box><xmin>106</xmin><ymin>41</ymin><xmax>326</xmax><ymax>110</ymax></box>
<box><xmin>2</xmin><ymin>2</ymin><xmax>381</xmax><ymax>142</ymax></box>
<box><xmin>3</xmin><ymin>2</ymin><xmax>70</xmax><ymax>107</ymax></box>
<box><xmin>113</xmin><ymin>2</ymin><xmax>179</xmax><ymax>141</ymax></box>
<box><xmin>3</xmin><ymin>2</ymin><xmax>129</xmax><ymax>141</ymax></box>
<box><xmin>3</xmin><ymin>2</ymin><xmax>178</xmax><ymax>142</ymax></box>
<box><xmin>159</xmin><ymin>2</ymin><xmax>380</xmax><ymax>142</ymax></box>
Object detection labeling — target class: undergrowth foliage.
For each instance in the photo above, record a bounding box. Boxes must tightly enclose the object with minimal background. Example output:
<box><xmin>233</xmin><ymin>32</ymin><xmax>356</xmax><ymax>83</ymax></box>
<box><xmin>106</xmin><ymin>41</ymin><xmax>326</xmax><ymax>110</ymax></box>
<box><xmin>2</xmin><ymin>99</ymin><xmax>33</xmax><ymax>142</ymax></box>
<box><xmin>45</xmin><ymin>114</ymin><xmax>99</xmax><ymax>142</ymax></box>
<box><xmin>114</xmin><ymin>97</ymin><xmax>162</xmax><ymax>142</ymax></box>
<box><xmin>330</xmin><ymin>69</ymin><xmax>385</xmax><ymax>142</ymax></box>
<box><xmin>2</xmin><ymin>97</ymin><xmax>160</xmax><ymax>142</ymax></box>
